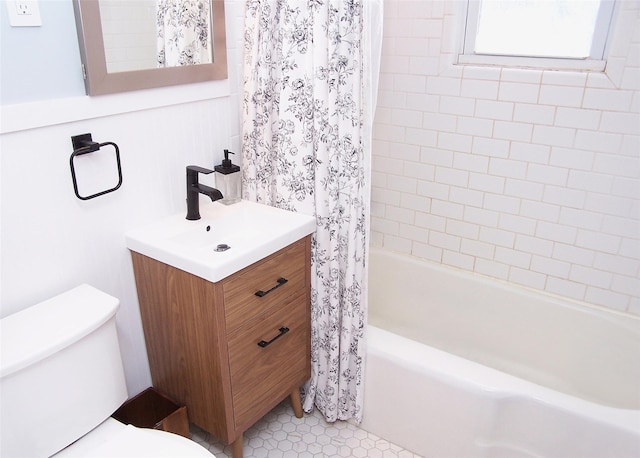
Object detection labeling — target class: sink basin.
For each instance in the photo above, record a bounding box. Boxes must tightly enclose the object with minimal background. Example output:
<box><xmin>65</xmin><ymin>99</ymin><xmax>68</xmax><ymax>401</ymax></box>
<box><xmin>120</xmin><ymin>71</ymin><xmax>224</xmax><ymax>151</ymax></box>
<box><xmin>125</xmin><ymin>200</ymin><xmax>316</xmax><ymax>282</ymax></box>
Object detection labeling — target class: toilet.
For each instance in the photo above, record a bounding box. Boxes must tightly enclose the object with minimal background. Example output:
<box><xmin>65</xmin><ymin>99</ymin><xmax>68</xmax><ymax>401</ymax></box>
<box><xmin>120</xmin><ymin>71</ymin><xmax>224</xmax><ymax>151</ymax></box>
<box><xmin>0</xmin><ymin>284</ymin><xmax>214</xmax><ymax>458</ymax></box>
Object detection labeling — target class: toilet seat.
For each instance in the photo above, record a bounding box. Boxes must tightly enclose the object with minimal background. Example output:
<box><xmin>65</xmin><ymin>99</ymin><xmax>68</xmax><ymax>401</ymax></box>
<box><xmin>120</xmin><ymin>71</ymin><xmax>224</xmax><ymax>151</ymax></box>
<box><xmin>53</xmin><ymin>417</ymin><xmax>215</xmax><ymax>457</ymax></box>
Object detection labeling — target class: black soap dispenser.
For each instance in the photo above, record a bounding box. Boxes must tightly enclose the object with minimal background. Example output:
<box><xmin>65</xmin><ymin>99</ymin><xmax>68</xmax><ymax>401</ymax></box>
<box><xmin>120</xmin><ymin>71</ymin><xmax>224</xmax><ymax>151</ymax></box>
<box><xmin>214</xmin><ymin>149</ymin><xmax>241</xmax><ymax>205</ymax></box>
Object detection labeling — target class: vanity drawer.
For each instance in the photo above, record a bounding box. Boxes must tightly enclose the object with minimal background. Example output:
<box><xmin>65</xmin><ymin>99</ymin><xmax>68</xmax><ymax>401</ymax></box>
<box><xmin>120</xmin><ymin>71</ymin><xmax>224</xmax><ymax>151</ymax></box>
<box><xmin>227</xmin><ymin>293</ymin><xmax>310</xmax><ymax>430</ymax></box>
<box><xmin>223</xmin><ymin>239</ymin><xmax>307</xmax><ymax>331</ymax></box>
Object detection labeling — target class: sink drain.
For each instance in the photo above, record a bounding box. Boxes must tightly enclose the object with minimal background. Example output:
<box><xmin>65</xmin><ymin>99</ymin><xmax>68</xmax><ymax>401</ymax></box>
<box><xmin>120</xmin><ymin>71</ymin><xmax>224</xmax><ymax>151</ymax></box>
<box><xmin>215</xmin><ymin>244</ymin><xmax>230</xmax><ymax>252</ymax></box>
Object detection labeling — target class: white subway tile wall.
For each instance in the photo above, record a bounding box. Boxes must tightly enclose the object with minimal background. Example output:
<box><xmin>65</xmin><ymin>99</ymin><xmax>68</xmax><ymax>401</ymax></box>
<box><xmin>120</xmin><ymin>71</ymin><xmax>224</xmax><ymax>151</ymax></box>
<box><xmin>99</xmin><ymin>2</ymin><xmax>157</xmax><ymax>72</ymax></box>
<box><xmin>372</xmin><ymin>0</ymin><xmax>640</xmax><ymax>314</ymax></box>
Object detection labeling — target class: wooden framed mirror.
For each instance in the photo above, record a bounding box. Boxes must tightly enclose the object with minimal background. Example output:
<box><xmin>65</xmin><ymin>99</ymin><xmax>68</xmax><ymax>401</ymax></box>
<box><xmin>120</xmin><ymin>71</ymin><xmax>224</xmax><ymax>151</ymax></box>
<box><xmin>72</xmin><ymin>0</ymin><xmax>227</xmax><ymax>96</ymax></box>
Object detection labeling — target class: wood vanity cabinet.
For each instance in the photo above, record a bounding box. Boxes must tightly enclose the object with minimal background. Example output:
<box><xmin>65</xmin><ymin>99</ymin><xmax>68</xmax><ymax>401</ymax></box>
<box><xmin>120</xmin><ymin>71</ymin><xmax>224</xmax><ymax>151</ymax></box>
<box><xmin>130</xmin><ymin>236</ymin><xmax>311</xmax><ymax>458</ymax></box>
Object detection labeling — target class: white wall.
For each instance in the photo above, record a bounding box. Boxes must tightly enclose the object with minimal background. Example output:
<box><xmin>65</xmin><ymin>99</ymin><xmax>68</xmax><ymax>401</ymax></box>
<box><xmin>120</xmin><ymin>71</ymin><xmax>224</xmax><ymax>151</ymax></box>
<box><xmin>372</xmin><ymin>0</ymin><xmax>640</xmax><ymax>315</ymax></box>
<box><xmin>0</xmin><ymin>0</ymin><xmax>85</xmax><ymax>104</ymax></box>
<box><xmin>0</xmin><ymin>0</ymin><xmax>246</xmax><ymax>395</ymax></box>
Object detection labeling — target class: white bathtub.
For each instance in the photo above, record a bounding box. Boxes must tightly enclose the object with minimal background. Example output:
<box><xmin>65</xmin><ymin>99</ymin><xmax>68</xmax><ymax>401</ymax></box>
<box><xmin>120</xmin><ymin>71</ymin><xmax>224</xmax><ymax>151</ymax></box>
<box><xmin>361</xmin><ymin>248</ymin><xmax>640</xmax><ymax>458</ymax></box>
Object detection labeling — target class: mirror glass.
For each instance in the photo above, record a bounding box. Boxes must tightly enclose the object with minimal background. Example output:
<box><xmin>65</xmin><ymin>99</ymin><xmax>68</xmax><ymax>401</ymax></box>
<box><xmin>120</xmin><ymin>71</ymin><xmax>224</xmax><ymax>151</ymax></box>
<box><xmin>73</xmin><ymin>0</ymin><xmax>227</xmax><ymax>95</ymax></box>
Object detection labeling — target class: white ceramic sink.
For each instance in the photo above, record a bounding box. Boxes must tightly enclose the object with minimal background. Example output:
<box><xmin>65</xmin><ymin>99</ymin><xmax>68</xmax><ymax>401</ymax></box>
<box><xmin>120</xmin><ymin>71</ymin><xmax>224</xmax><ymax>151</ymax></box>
<box><xmin>125</xmin><ymin>200</ymin><xmax>316</xmax><ymax>282</ymax></box>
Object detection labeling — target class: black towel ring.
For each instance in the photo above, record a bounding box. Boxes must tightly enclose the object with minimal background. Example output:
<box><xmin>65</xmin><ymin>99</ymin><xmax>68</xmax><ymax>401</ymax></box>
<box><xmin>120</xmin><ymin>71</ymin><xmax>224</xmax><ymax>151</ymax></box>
<box><xmin>70</xmin><ymin>133</ymin><xmax>123</xmax><ymax>201</ymax></box>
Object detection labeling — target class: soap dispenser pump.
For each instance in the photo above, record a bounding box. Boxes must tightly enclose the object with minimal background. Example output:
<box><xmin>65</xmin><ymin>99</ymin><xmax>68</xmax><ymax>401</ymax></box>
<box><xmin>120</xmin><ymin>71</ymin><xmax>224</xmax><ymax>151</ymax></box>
<box><xmin>214</xmin><ymin>149</ymin><xmax>241</xmax><ymax>205</ymax></box>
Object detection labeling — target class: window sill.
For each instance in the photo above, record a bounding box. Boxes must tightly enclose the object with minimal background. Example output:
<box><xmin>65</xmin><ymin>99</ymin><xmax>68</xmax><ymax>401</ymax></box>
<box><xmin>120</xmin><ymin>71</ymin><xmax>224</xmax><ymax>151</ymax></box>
<box><xmin>457</xmin><ymin>54</ymin><xmax>607</xmax><ymax>72</ymax></box>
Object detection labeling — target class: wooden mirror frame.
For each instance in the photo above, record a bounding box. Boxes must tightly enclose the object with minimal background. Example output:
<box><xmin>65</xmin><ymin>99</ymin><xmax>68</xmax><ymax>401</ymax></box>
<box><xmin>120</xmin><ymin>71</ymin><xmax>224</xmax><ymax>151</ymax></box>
<box><xmin>72</xmin><ymin>0</ymin><xmax>227</xmax><ymax>96</ymax></box>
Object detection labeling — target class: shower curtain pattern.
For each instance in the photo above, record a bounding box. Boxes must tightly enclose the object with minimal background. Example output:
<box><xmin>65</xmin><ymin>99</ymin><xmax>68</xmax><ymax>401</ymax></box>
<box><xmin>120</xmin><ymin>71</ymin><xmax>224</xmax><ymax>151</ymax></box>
<box><xmin>242</xmin><ymin>0</ymin><xmax>368</xmax><ymax>422</ymax></box>
<box><xmin>156</xmin><ymin>0</ymin><xmax>212</xmax><ymax>67</ymax></box>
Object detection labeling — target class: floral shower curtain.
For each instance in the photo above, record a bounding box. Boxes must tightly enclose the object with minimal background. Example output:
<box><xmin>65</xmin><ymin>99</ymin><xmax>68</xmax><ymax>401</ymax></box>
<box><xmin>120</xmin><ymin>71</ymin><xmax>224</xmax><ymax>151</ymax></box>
<box><xmin>156</xmin><ymin>0</ymin><xmax>213</xmax><ymax>67</ymax></box>
<box><xmin>242</xmin><ymin>0</ymin><xmax>382</xmax><ymax>422</ymax></box>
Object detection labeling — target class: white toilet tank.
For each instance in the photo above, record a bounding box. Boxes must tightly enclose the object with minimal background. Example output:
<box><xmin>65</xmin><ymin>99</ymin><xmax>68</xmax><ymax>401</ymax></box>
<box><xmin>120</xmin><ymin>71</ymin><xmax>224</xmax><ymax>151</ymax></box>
<box><xmin>1</xmin><ymin>284</ymin><xmax>128</xmax><ymax>458</ymax></box>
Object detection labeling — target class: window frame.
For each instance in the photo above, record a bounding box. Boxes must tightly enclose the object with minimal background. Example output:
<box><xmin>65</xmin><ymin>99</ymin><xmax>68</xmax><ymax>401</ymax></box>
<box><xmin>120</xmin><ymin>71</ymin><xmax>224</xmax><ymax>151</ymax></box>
<box><xmin>458</xmin><ymin>0</ymin><xmax>617</xmax><ymax>71</ymax></box>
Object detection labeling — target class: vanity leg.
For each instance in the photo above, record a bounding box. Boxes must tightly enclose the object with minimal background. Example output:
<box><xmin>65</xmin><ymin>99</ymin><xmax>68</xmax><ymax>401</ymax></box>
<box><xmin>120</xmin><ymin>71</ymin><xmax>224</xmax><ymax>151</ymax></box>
<box><xmin>290</xmin><ymin>388</ymin><xmax>304</xmax><ymax>418</ymax></box>
<box><xmin>231</xmin><ymin>435</ymin><xmax>243</xmax><ymax>458</ymax></box>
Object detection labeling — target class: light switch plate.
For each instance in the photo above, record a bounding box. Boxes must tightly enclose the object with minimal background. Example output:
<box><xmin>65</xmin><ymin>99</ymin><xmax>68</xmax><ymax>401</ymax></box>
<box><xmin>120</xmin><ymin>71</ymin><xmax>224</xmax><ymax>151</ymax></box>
<box><xmin>6</xmin><ymin>1</ymin><xmax>42</xmax><ymax>27</ymax></box>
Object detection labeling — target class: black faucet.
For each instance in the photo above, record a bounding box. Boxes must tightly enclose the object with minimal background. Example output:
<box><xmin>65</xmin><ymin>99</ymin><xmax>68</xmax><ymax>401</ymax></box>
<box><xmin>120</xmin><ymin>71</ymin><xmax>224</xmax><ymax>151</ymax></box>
<box><xmin>186</xmin><ymin>165</ymin><xmax>223</xmax><ymax>220</ymax></box>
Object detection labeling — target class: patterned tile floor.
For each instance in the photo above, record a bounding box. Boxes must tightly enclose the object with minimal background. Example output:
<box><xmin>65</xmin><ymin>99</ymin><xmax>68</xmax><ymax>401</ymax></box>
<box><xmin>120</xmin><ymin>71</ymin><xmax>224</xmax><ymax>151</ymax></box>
<box><xmin>189</xmin><ymin>400</ymin><xmax>421</xmax><ymax>457</ymax></box>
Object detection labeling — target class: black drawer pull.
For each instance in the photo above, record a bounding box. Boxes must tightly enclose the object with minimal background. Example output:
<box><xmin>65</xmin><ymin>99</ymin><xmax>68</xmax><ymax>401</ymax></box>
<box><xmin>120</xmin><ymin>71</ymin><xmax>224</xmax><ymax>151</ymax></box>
<box><xmin>255</xmin><ymin>277</ymin><xmax>288</xmax><ymax>297</ymax></box>
<box><xmin>258</xmin><ymin>327</ymin><xmax>290</xmax><ymax>348</ymax></box>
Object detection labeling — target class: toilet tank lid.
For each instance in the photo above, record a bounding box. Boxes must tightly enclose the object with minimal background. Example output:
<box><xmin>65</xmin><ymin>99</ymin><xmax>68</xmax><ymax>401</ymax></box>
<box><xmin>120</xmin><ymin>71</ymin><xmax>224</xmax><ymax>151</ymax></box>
<box><xmin>1</xmin><ymin>284</ymin><xmax>120</xmax><ymax>378</ymax></box>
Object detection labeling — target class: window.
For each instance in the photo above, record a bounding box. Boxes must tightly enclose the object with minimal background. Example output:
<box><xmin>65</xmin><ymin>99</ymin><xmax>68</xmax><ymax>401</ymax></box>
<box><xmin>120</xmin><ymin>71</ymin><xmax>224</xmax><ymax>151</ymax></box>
<box><xmin>459</xmin><ymin>0</ymin><xmax>617</xmax><ymax>71</ymax></box>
